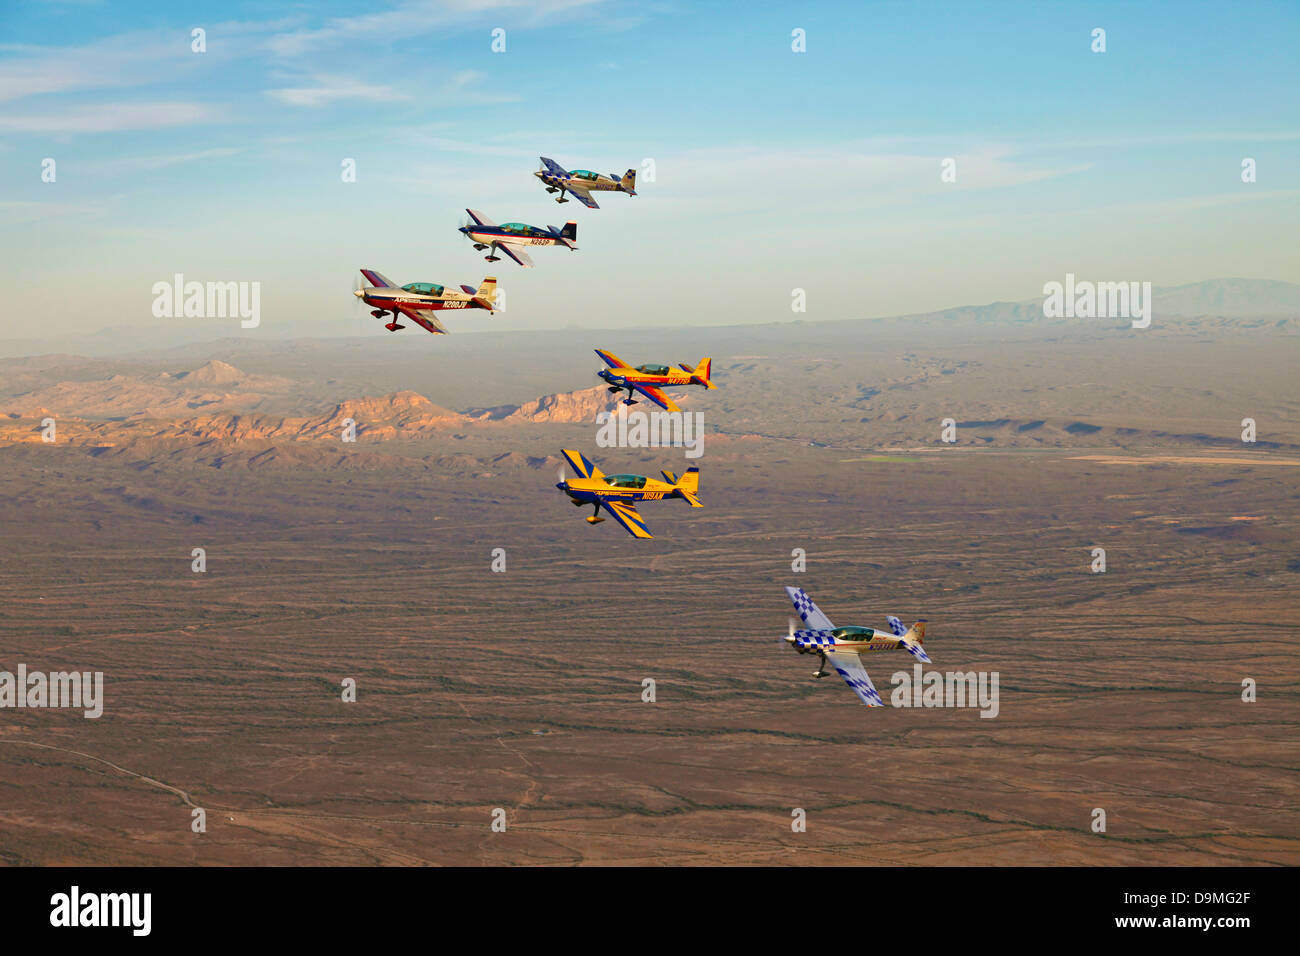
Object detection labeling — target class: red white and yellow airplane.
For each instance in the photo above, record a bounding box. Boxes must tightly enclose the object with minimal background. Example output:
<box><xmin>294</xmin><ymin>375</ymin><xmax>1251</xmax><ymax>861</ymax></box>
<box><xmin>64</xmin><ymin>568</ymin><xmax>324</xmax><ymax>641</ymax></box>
<box><xmin>555</xmin><ymin>449</ymin><xmax>701</xmax><ymax>539</ymax></box>
<box><xmin>353</xmin><ymin>269</ymin><xmax>497</xmax><ymax>334</ymax></box>
<box><xmin>594</xmin><ymin>349</ymin><xmax>716</xmax><ymax>412</ymax></box>
<box><xmin>783</xmin><ymin>587</ymin><xmax>930</xmax><ymax>707</ymax></box>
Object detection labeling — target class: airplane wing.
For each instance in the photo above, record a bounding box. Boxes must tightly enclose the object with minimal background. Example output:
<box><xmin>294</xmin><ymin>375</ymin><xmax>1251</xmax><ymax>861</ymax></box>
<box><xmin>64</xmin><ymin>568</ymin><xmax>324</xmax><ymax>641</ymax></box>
<box><xmin>395</xmin><ymin>305</ymin><xmax>448</xmax><ymax>335</ymax></box>
<box><xmin>898</xmin><ymin>638</ymin><xmax>931</xmax><ymax>663</ymax></box>
<box><xmin>630</xmin><ymin>382</ymin><xmax>679</xmax><ymax>413</ymax></box>
<box><xmin>785</xmin><ymin>586</ymin><xmax>835</xmax><ymax>630</ymax></box>
<box><xmin>465</xmin><ymin>208</ymin><xmax>497</xmax><ymax>227</ymax></box>
<box><xmin>360</xmin><ymin>269</ymin><xmax>399</xmax><ymax>289</ymax></box>
<box><xmin>495</xmin><ymin>242</ymin><xmax>534</xmax><ymax>268</ymax></box>
<box><xmin>561</xmin><ymin>449</ymin><xmax>601</xmax><ymax>479</ymax></box>
<box><xmin>826</xmin><ymin>649</ymin><xmax>884</xmax><ymax>707</ymax></box>
<box><xmin>603</xmin><ymin>499</ymin><xmax>653</xmax><ymax>539</ymax></box>
<box><xmin>594</xmin><ymin>349</ymin><xmax>630</xmax><ymax>369</ymax></box>
<box><xmin>539</xmin><ymin>156</ymin><xmax>568</xmax><ymax>178</ymax></box>
<box><xmin>885</xmin><ymin>615</ymin><xmax>907</xmax><ymax>636</ymax></box>
<box><xmin>566</xmin><ymin>185</ymin><xmax>599</xmax><ymax>209</ymax></box>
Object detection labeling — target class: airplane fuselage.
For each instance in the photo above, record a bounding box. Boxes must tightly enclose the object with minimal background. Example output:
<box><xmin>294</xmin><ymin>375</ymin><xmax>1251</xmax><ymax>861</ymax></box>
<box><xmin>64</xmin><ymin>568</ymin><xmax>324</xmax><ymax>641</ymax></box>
<box><xmin>598</xmin><ymin>368</ymin><xmax>695</xmax><ymax>389</ymax></box>
<box><xmin>359</xmin><ymin>289</ymin><xmax>482</xmax><ymax>313</ymax></box>
<box><xmin>459</xmin><ymin>226</ymin><xmax>567</xmax><ymax>248</ymax></box>
<box><xmin>556</xmin><ymin>475</ymin><xmax>678</xmax><ymax>506</ymax></box>
<box><xmin>534</xmin><ymin>171</ymin><xmax>625</xmax><ymax>193</ymax></box>
<box><xmin>786</xmin><ymin>626</ymin><xmax>906</xmax><ymax>655</ymax></box>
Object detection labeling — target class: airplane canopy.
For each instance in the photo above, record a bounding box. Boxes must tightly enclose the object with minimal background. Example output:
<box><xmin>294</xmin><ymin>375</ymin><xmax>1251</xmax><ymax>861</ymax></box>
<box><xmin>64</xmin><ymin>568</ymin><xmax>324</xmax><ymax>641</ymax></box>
<box><xmin>402</xmin><ymin>282</ymin><xmax>444</xmax><ymax>295</ymax></box>
<box><xmin>636</xmin><ymin>364</ymin><xmax>670</xmax><ymax>375</ymax></box>
<box><xmin>832</xmin><ymin>626</ymin><xmax>876</xmax><ymax>640</ymax></box>
<box><xmin>603</xmin><ymin>474</ymin><xmax>647</xmax><ymax>489</ymax></box>
<box><xmin>570</xmin><ymin>170</ymin><xmax>600</xmax><ymax>180</ymax></box>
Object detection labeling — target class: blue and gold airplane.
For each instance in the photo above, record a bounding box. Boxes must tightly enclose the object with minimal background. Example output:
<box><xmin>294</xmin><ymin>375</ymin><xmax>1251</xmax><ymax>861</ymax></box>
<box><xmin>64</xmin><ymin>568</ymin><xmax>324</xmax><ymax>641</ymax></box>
<box><xmin>555</xmin><ymin>449</ymin><xmax>701</xmax><ymax>538</ymax></box>
<box><xmin>783</xmin><ymin>587</ymin><xmax>930</xmax><ymax>707</ymax></box>
<box><xmin>594</xmin><ymin>349</ymin><xmax>716</xmax><ymax>412</ymax></box>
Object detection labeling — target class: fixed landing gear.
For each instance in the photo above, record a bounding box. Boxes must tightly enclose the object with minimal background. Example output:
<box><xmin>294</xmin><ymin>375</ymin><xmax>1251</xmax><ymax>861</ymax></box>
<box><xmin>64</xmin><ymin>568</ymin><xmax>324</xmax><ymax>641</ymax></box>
<box><xmin>384</xmin><ymin>320</ymin><xmax>405</xmax><ymax>331</ymax></box>
<box><xmin>485</xmin><ymin>255</ymin><xmax>500</xmax><ymax>262</ymax></box>
<box><xmin>813</xmin><ymin>651</ymin><xmax>830</xmax><ymax>679</ymax></box>
<box><xmin>585</xmin><ymin>503</ymin><xmax>605</xmax><ymax>524</ymax></box>
<box><xmin>545</xmin><ymin>186</ymin><xmax>558</xmax><ymax>194</ymax></box>
<box><xmin>370</xmin><ymin>309</ymin><xmax>386</xmax><ymax>318</ymax></box>
<box><xmin>605</xmin><ymin>385</ymin><xmax>638</xmax><ymax>405</ymax></box>
<box><xmin>472</xmin><ymin>243</ymin><xmax>488</xmax><ymax>251</ymax></box>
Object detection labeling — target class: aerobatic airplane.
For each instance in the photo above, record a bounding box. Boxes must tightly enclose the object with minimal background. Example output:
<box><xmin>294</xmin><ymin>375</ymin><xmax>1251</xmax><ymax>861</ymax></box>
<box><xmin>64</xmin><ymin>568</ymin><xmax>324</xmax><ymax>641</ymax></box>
<box><xmin>555</xmin><ymin>449</ymin><xmax>701</xmax><ymax>539</ymax></box>
<box><xmin>594</xmin><ymin>349</ymin><xmax>716</xmax><ymax>412</ymax></box>
<box><xmin>533</xmin><ymin>156</ymin><xmax>637</xmax><ymax>208</ymax></box>
<box><xmin>782</xmin><ymin>587</ymin><xmax>930</xmax><ymax>707</ymax></box>
<box><xmin>353</xmin><ymin>269</ymin><xmax>497</xmax><ymax>334</ymax></box>
<box><xmin>459</xmin><ymin>209</ymin><xmax>577</xmax><ymax>268</ymax></box>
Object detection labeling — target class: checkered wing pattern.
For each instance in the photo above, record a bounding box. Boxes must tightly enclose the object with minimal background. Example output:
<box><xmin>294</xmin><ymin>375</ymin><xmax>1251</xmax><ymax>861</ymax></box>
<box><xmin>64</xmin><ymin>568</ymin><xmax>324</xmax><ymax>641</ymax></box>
<box><xmin>899</xmin><ymin>639</ymin><xmax>931</xmax><ymax>663</ymax></box>
<box><xmin>784</xmin><ymin>586</ymin><xmax>834</xmax><ymax>630</ymax></box>
<box><xmin>793</xmin><ymin>628</ymin><xmax>835</xmax><ymax>649</ymax></box>
<box><xmin>886</xmin><ymin>615</ymin><xmax>907</xmax><ymax>636</ymax></box>
<box><xmin>828</xmin><ymin>650</ymin><xmax>883</xmax><ymax>707</ymax></box>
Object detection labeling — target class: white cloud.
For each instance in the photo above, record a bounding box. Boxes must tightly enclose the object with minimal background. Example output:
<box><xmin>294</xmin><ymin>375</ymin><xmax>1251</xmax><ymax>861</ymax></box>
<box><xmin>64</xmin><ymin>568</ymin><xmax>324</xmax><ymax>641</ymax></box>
<box><xmin>267</xmin><ymin>0</ymin><xmax>606</xmax><ymax>57</ymax></box>
<box><xmin>267</xmin><ymin>77</ymin><xmax>411</xmax><ymax>108</ymax></box>
<box><xmin>0</xmin><ymin>102</ymin><xmax>214</xmax><ymax>132</ymax></box>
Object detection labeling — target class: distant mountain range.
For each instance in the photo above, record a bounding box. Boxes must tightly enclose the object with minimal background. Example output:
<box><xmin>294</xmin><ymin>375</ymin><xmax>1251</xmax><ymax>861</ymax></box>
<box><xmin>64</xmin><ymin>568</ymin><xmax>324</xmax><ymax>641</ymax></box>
<box><xmin>1</xmin><ymin>278</ymin><xmax>1295</xmax><ymax>359</ymax></box>
<box><xmin>898</xmin><ymin>278</ymin><xmax>1300</xmax><ymax>326</ymax></box>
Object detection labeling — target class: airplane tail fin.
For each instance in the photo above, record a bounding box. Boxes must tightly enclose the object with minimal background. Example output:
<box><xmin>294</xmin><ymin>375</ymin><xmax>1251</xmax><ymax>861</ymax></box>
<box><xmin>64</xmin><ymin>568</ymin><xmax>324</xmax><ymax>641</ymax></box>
<box><xmin>680</xmin><ymin>357</ymin><xmax>717</xmax><ymax>390</ymax></box>
<box><xmin>898</xmin><ymin>620</ymin><xmax>930</xmax><ymax>662</ymax></box>
<box><xmin>559</xmin><ymin>221</ymin><xmax>577</xmax><ymax>242</ymax></box>
<box><xmin>619</xmin><ymin>169</ymin><xmax>637</xmax><ymax>195</ymax></box>
<box><xmin>470</xmin><ymin>276</ymin><xmax>498</xmax><ymax>312</ymax></box>
<box><xmin>665</xmin><ymin>466</ymin><xmax>702</xmax><ymax>507</ymax></box>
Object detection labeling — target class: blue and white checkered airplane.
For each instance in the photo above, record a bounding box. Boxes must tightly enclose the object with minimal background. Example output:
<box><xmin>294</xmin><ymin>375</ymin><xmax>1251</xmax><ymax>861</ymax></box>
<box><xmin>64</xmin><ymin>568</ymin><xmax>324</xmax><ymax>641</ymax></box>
<box><xmin>533</xmin><ymin>156</ymin><xmax>637</xmax><ymax>209</ymax></box>
<box><xmin>783</xmin><ymin>586</ymin><xmax>930</xmax><ymax>707</ymax></box>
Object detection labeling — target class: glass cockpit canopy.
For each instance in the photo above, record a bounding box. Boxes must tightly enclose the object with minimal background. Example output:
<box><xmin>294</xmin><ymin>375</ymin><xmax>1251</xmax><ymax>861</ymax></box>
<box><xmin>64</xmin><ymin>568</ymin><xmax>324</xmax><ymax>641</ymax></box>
<box><xmin>603</xmin><ymin>474</ymin><xmax>647</xmax><ymax>489</ymax></box>
<box><xmin>635</xmin><ymin>364</ymin><xmax>670</xmax><ymax>375</ymax></box>
<box><xmin>500</xmin><ymin>223</ymin><xmax>542</xmax><ymax>236</ymax></box>
<box><xmin>570</xmin><ymin>170</ymin><xmax>600</xmax><ymax>181</ymax></box>
<box><xmin>401</xmin><ymin>282</ymin><xmax>444</xmax><ymax>295</ymax></box>
<box><xmin>831</xmin><ymin>626</ymin><xmax>876</xmax><ymax>640</ymax></box>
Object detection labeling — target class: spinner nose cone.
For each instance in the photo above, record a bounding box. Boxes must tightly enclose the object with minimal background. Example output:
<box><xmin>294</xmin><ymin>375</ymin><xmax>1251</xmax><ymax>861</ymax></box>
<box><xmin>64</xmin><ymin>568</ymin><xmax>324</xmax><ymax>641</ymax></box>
<box><xmin>353</xmin><ymin>289</ymin><xmax>364</xmax><ymax>298</ymax></box>
<box><xmin>555</xmin><ymin>481</ymin><xmax>567</xmax><ymax>492</ymax></box>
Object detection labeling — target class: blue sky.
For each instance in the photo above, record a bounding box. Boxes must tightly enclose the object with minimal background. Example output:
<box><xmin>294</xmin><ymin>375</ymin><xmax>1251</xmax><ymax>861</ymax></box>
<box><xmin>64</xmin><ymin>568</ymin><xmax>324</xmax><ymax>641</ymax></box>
<box><xmin>2</xmin><ymin>0</ymin><xmax>1297</xmax><ymax>339</ymax></box>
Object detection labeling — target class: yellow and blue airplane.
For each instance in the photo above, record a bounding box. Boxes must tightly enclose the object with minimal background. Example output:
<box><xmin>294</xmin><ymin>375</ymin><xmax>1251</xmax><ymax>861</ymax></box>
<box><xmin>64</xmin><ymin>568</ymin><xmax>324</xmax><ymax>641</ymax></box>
<box><xmin>783</xmin><ymin>587</ymin><xmax>930</xmax><ymax>707</ymax></box>
<box><xmin>555</xmin><ymin>449</ymin><xmax>701</xmax><ymax>538</ymax></box>
<box><xmin>594</xmin><ymin>349</ymin><xmax>716</xmax><ymax>412</ymax></box>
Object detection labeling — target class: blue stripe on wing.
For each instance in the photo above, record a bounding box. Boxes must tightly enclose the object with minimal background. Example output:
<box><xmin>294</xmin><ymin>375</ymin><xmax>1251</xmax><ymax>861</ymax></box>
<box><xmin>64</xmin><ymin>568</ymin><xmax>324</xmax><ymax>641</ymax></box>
<box><xmin>604</xmin><ymin>500</ymin><xmax>653</xmax><ymax>539</ymax></box>
<box><xmin>561</xmin><ymin>449</ymin><xmax>598</xmax><ymax>479</ymax></box>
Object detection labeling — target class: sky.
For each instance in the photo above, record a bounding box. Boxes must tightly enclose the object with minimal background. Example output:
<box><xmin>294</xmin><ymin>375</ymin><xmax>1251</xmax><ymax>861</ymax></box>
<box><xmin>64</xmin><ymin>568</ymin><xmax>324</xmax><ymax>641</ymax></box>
<box><xmin>1</xmin><ymin>0</ymin><xmax>1298</xmax><ymax>340</ymax></box>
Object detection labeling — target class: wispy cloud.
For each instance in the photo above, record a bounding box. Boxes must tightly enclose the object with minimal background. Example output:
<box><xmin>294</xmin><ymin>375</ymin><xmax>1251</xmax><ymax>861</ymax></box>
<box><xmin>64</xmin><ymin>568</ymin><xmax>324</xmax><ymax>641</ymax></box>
<box><xmin>86</xmin><ymin>147</ymin><xmax>244</xmax><ymax>177</ymax></box>
<box><xmin>267</xmin><ymin>76</ymin><xmax>411</xmax><ymax>108</ymax></box>
<box><xmin>0</xmin><ymin>102</ymin><xmax>215</xmax><ymax>133</ymax></box>
<box><xmin>266</xmin><ymin>0</ymin><xmax>606</xmax><ymax>57</ymax></box>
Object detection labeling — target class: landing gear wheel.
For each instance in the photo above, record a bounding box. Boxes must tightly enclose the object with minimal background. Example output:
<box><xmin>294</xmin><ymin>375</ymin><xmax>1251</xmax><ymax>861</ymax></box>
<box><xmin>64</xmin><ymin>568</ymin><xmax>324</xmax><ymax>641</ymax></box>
<box><xmin>813</xmin><ymin>652</ymin><xmax>829</xmax><ymax>679</ymax></box>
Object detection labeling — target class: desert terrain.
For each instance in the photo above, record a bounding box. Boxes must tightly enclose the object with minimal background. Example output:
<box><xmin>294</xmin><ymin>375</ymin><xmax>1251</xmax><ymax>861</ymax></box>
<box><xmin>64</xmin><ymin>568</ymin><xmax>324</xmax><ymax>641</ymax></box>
<box><xmin>0</xmin><ymin>295</ymin><xmax>1297</xmax><ymax>865</ymax></box>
